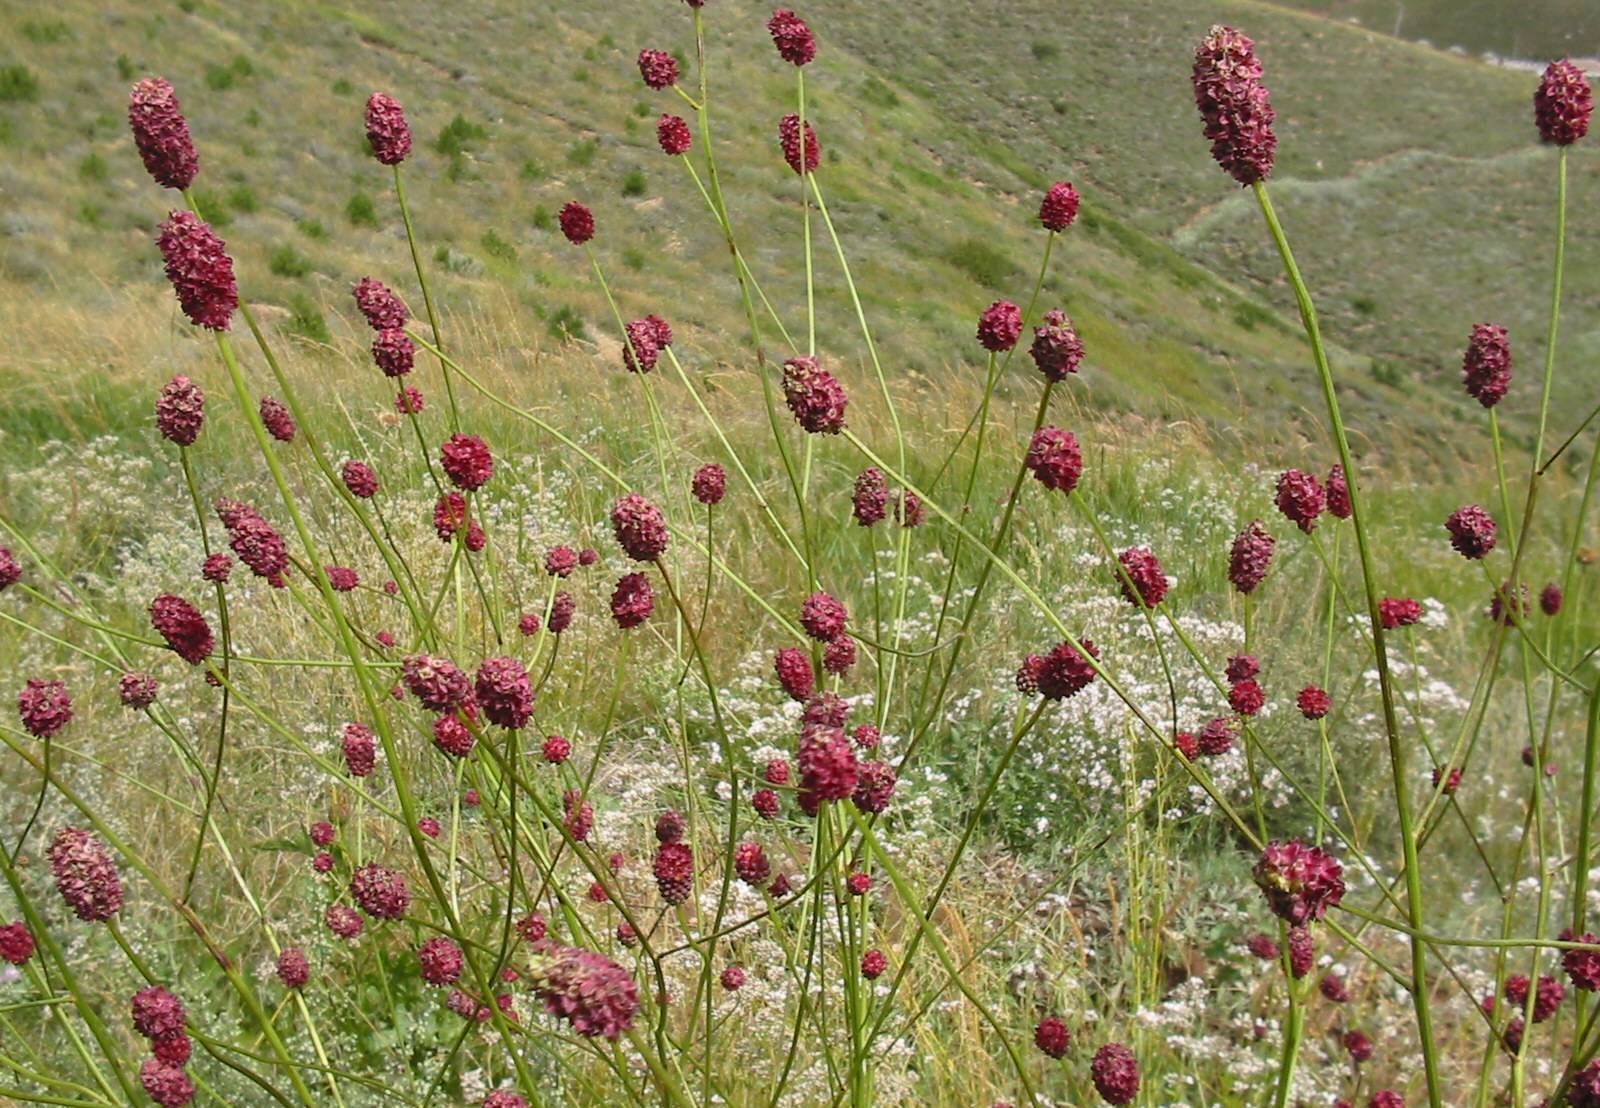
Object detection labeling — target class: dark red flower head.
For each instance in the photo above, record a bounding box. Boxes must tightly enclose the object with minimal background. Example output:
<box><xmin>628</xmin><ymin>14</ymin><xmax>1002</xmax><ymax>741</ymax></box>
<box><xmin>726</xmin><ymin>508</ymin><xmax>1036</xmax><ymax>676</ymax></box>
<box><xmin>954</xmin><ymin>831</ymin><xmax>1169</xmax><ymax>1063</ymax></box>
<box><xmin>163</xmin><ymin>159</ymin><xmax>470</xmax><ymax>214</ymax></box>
<box><xmin>343</xmin><ymin>722</ymin><xmax>376</xmax><ymax>776</ymax></box>
<box><xmin>217</xmin><ymin>499</ymin><xmax>289</xmax><ymax>583</ymax></box>
<box><xmin>779</xmin><ymin>113</ymin><xmax>820</xmax><ymax>174</ymax></box>
<box><xmin>611</xmin><ymin>493</ymin><xmax>670</xmax><ymax>561</ymax></box>
<box><xmin>0</xmin><ymin>546</ymin><xmax>18</xmax><ymax>592</ymax></box>
<box><xmin>353</xmin><ymin>277</ymin><xmax>409</xmax><ymax>331</ymax></box>
<box><xmin>1325</xmin><ymin>464</ymin><xmax>1352</xmax><ymax>519</ymax></box>
<box><xmin>1034</xmin><ymin>1016</ymin><xmax>1070</xmax><ymax>1059</ymax></box>
<box><xmin>259</xmin><ymin>396</ymin><xmax>296</xmax><ymax>442</ymax></box>
<box><xmin>1297</xmin><ymin>685</ymin><xmax>1330</xmax><ymax>719</ymax></box>
<box><xmin>1535</xmin><ymin>59</ymin><xmax>1593</xmax><ymax>145</ymax></box>
<box><xmin>1575</xmin><ymin>1061</ymin><xmax>1600</xmax><ymax>1108</ymax></box>
<box><xmin>48</xmin><ymin>827</ymin><xmax>122</xmax><ymax>922</ymax></box>
<box><xmin>623</xmin><ymin>318</ymin><xmax>660</xmax><ymax>373</ymax></box>
<box><xmin>1246</xmin><ymin>932</ymin><xmax>1279</xmax><ymax>960</ymax></box>
<box><xmin>418</xmin><ymin>936</ymin><xmax>465</xmax><ymax>985</ymax></box>
<box><xmin>1197</xmin><ymin>716</ymin><xmax>1236</xmax><ymax>756</ymax></box>
<box><xmin>1192</xmin><ymin>26</ymin><xmax>1277</xmax><ymax>185</ymax></box>
<box><xmin>657</xmin><ymin>113</ymin><xmax>692</xmax><ymax>155</ymax></box>
<box><xmin>735</xmin><ymin>842</ymin><xmax>770</xmax><ymax>885</ymax></box>
<box><xmin>1253</xmin><ymin>838</ymin><xmax>1345</xmax><ymax>925</ymax></box>
<box><xmin>157</xmin><ymin>211</ymin><xmax>237</xmax><ymax>331</ymax></box>
<box><xmin>1229</xmin><ymin>678</ymin><xmax>1264</xmax><ymax>716</ymax></box>
<box><xmin>1342</xmin><ymin>1029</ymin><xmax>1373</xmax><ymax>1062</ymax></box>
<box><xmin>1490</xmin><ymin>581</ymin><xmax>1530</xmax><ymax>626</ymax></box>
<box><xmin>277</xmin><ymin>947</ymin><xmax>310</xmax><ymax>989</ymax></box>
<box><xmin>610</xmin><ymin>572</ymin><xmax>655</xmax><ymax>628</ymax></box>
<box><xmin>1090</xmin><ymin>1042</ymin><xmax>1140</xmax><ymax>1105</ymax></box>
<box><xmin>559</xmin><ymin>201</ymin><xmax>595</xmax><ymax>245</ymax></box>
<box><xmin>775</xmin><ymin>646</ymin><xmax>815</xmax><ymax>700</ymax></box>
<box><xmin>549</xmin><ymin>591</ymin><xmax>576</xmax><ymax>633</ymax></box>
<box><xmin>1228</xmin><ymin>520</ymin><xmax>1275</xmax><ymax>594</ymax></box>
<box><xmin>852</xmin><ymin>759</ymin><xmax>897</xmax><ymax>814</ymax></box>
<box><xmin>350</xmin><ymin>862</ymin><xmax>411</xmax><ymax>919</ymax></box>
<box><xmin>1038</xmin><ymin>638</ymin><xmax>1099</xmax><ymax>701</ymax></box>
<box><xmin>130</xmin><ymin>986</ymin><xmax>188</xmax><ymax>1041</ymax></box>
<box><xmin>653</xmin><ymin>841</ymin><xmax>694</xmax><ymax>904</ymax></box>
<box><xmin>139</xmin><ymin>1059</ymin><xmax>195</xmax><ymax>1107</ymax></box>
<box><xmin>782</xmin><ymin>356</ymin><xmax>847</xmax><ymax>434</ymax></box>
<box><xmin>1287</xmin><ymin>926</ymin><xmax>1314</xmax><ymax>978</ymax></box>
<box><xmin>824</xmin><ymin>633</ymin><xmax>856</xmax><ymax>675</ymax></box>
<box><xmin>1029</xmin><ymin>309</ymin><xmax>1084</xmax><ymax>381</ymax></box>
<box><xmin>150</xmin><ymin>594</ymin><xmax>213</xmax><ymax>665</ymax></box>
<box><xmin>800</xmin><ymin>591</ymin><xmax>848</xmax><ymax>640</ymax></box>
<box><xmin>1274</xmin><ymin>469</ymin><xmax>1324</xmax><ymax>533</ymax></box>
<box><xmin>402</xmin><ymin>654</ymin><xmax>473</xmax><ymax>712</ymax></box>
<box><xmin>18</xmin><ymin>679</ymin><xmax>71</xmax><ymax>738</ymax></box>
<box><xmin>527</xmin><ymin>941</ymin><xmax>640</xmax><ymax>1039</ymax></box>
<box><xmin>1039</xmin><ymin>181</ymin><xmax>1080</xmax><ymax>232</ymax></box>
<box><xmin>1562</xmin><ymin>929</ymin><xmax>1600</xmax><ymax>991</ymax></box>
<box><xmin>1463</xmin><ymin>322</ymin><xmax>1513</xmax><ymax>408</ymax></box>
<box><xmin>1543</xmin><ymin>582</ymin><xmax>1564</xmax><ymax>615</ymax></box>
<box><xmin>976</xmin><ymin>299</ymin><xmax>1023</xmax><ymax>352</ymax></box>
<box><xmin>541</xmin><ymin>734</ymin><xmax>570</xmax><ymax>764</ymax></box>
<box><xmin>156</xmin><ymin>375</ymin><xmax>205</xmax><ymax>446</ymax></box>
<box><xmin>768</xmin><ymin>10</ymin><xmax>816</xmax><ymax>66</ymax></box>
<box><xmin>1026</xmin><ymin>426</ymin><xmax>1083</xmax><ymax>494</ymax></box>
<box><xmin>1117</xmin><ymin>547</ymin><xmax>1167</xmax><ymax>608</ymax></box>
<box><xmin>373</xmin><ymin>329</ymin><xmax>415</xmax><ymax>377</ymax></box>
<box><xmin>852</xmin><ymin>467</ymin><xmax>888</xmax><ymax>525</ymax></box>
<box><xmin>655</xmin><ymin>809</ymin><xmax>687</xmax><ymax>844</ymax></box>
<box><xmin>0</xmin><ymin>922</ymin><xmax>34</xmax><ymax>967</ymax></box>
<box><xmin>440</xmin><ymin>434</ymin><xmax>494</xmax><ymax>491</ymax></box>
<box><xmin>476</xmin><ymin>656</ymin><xmax>533</xmax><ymax>728</ymax></box>
<box><xmin>862</xmin><ymin>949</ymin><xmax>888</xmax><ymax>978</ymax></box>
<box><xmin>365</xmin><ymin>92</ymin><xmax>412</xmax><ymax>165</ymax></box>
<box><xmin>1446</xmin><ymin>504</ymin><xmax>1496</xmax><ymax>560</ymax></box>
<box><xmin>128</xmin><ymin>78</ymin><xmax>198</xmax><ymax>190</ymax></box>
<box><xmin>692</xmin><ymin>463</ymin><xmax>727</xmax><ymax>505</ymax></box>
<box><xmin>798</xmin><ymin>723</ymin><xmax>859</xmax><ymax>805</ymax></box>
<box><xmin>1379</xmin><ymin>597</ymin><xmax>1422</xmax><ymax>629</ymax></box>
<box><xmin>638</xmin><ymin>49</ymin><xmax>679</xmax><ymax>89</ymax></box>
<box><xmin>342</xmin><ymin>460</ymin><xmax>379</xmax><ymax>498</ymax></box>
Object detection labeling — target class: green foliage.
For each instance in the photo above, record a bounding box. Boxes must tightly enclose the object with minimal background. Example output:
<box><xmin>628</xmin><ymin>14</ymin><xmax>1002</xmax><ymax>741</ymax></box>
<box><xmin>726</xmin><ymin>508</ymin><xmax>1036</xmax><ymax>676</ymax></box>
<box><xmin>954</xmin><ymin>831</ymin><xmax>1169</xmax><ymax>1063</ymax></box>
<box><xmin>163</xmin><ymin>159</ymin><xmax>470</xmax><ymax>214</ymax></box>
<box><xmin>480</xmin><ymin>229</ymin><xmax>517</xmax><ymax>262</ymax></box>
<box><xmin>531</xmin><ymin>204</ymin><xmax>554</xmax><ymax>231</ymax></box>
<box><xmin>77</xmin><ymin>152</ymin><xmax>108</xmax><ymax>182</ymax></box>
<box><xmin>546</xmin><ymin>305</ymin><xmax>585</xmax><ymax>341</ymax></box>
<box><xmin>297</xmin><ymin>218</ymin><xmax>327</xmax><ymax>240</ymax></box>
<box><xmin>621</xmin><ymin>167</ymin><xmax>647</xmax><ymax>197</ymax></box>
<box><xmin>226</xmin><ymin>184</ymin><xmax>259</xmax><ymax>214</ymax></box>
<box><xmin>190</xmin><ymin>188</ymin><xmax>232</xmax><ymax>226</ymax></box>
<box><xmin>858</xmin><ymin>76</ymin><xmax>899</xmax><ymax>110</ymax></box>
<box><xmin>115</xmin><ymin>54</ymin><xmax>135</xmax><ymax>81</ymax></box>
<box><xmin>332</xmin><ymin>77</ymin><xmax>354</xmax><ymax>95</ymax></box>
<box><xmin>621</xmin><ymin>247</ymin><xmax>647</xmax><ymax>271</ymax></box>
<box><xmin>943</xmin><ymin>237</ymin><xmax>1018</xmax><ymax>290</ymax></box>
<box><xmin>285</xmin><ymin>292</ymin><xmax>331</xmax><ymax>343</ymax></box>
<box><xmin>269</xmin><ymin>245</ymin><xmax>312</xmax><ymax>278</ymax></box>
<box><xmin>519</xmin><ymin>158</ymin><xmax>545</xmax><ymax>181</ymax></box>
<box><xmin>345</xmin><ymin>191</ymin><xmax>379</xmax><ymax>228</ymax></box>
<box><xmin>0</xmin><ymin>65</ymin><xmax>41</xmax><ymax>103</ymax></box>
<box><xmin>566</xmin><ymin>138</ymin><xmax>598</xmax><ymax>167</ymax></box>
<box><xmin>1030</xmin><ymin>41</ymin><xmax>1060</xmax><ymax>61</ymax></box>
<box><xmin>21</xmin><ymin>20</ymin><xmax>72</xmax><ymax>44</ymax></box>
<box><xmin>434</xmin><ymin>114</ymin><xmax>487</xmax><ymax>158</ymax></box>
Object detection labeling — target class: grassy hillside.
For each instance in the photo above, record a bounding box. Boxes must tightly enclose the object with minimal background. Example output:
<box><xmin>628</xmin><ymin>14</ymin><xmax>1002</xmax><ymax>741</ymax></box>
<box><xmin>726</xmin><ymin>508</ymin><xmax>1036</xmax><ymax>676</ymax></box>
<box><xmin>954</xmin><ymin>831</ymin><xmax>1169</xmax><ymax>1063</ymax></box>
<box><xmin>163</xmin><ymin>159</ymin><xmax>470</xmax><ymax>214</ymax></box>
<box><xmin>3</xmin><ymin>0</ymin><xmax>1589</xmax><ymax>476</ymax></box>
<box><xmin>1273</xmin><ymin>0</ymin><xmax>1600</xmax><ymax>58</ymax></box>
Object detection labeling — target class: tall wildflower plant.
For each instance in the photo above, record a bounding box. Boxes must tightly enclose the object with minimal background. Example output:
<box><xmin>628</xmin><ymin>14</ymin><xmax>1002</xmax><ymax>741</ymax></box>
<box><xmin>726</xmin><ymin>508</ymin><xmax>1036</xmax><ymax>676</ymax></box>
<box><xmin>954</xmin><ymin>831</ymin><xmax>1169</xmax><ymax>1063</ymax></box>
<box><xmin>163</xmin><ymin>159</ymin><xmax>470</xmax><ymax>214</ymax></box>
<box><xmin>1</xmin><ymin>9</ymin><xmax>1598</xmax><ymax>1108</ymax></box>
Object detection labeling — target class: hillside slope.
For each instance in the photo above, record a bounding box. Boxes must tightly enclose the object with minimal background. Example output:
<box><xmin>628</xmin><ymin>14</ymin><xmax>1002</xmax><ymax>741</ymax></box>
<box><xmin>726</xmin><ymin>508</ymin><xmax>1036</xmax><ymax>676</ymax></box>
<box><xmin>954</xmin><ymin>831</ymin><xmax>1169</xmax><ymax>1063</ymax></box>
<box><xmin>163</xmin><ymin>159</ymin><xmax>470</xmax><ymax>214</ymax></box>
<box><xmin>0</xmin><ymin>0</ymin><xmax>1591</xmax><ymax>466</ymax></box>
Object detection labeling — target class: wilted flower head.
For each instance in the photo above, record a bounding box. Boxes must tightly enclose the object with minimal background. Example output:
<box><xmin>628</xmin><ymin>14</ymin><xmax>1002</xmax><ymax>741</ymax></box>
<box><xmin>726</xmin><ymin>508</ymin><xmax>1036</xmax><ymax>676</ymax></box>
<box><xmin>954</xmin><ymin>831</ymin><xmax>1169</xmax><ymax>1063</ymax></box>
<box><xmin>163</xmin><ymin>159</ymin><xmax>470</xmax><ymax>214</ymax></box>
<box><xmin>155</xmin><ymin>375</ymin><xmax>206</xmax><ymax>446</ymax></box>
<box><xmin>527</xmin><ymin>941</ymin><xmax>640</xmax><ymax>1039</ymax></box>
<box><xmin>1192</xmin><ymin>26</ymin><xmax>1277</xmax><ymax>185</ymax></box>
<box><xmin>782</xmin><ymin>355</ymin><xmax>847</xmax><ymax>434</ymax></box>
<box><xmin>48</xmin><ymin>827</ymin><xmax>122</xmax><ymax>922</ymax></box>
<box><xmin>1029</xmin><ymin>309</ymin><xmax>1084</xmax><ymax>381</ymax></box>
<box><xmin>1463</xmin><ymin>323</ymin><xmax>1512</xmax><ymax>408</ymax></box>
<box><xmin>767</xmin><ymin>9</ymin><xmax>816</xmax><ymax>65</ymax></box>
<box><xmin>657</xmin><ymin>113</ymin><xmax>692</xmax><ymax>155</ymax></box>
<box><xmin>157</xmin><ymin>211</ymin><xmax>237</xmax><ymax>331</ymax></box>
<box><xmin>1253</xmin><ymin>838</ymin><xmax>1345</xmax><ymax>925</ymax></box>
<box><xmin>637</xmin><ymin>48</ymin><xmax>679</xmax><ymax>89</ymax></box>
<box><xmin>1025</xmin><ymin>426</ymin><xmax>1083</xmax><ymax>494</ymax></box>
<box><xmin>779</xmin><ymin>113</ymin><xmax>820</xmax><ymax>174</ymax></box>
<box><xmin>559</xmin><ymin>201</ymin><xmax>595</xmax><ymax>245</ymax></box>
<box><xmin>1228</xmin><ymin>520</ymin><xmax>1275</xmax><ymax>594</ymax></box>
<box><xmin>1535</xmin><ymin>59</ymin><xmax>1593</xmax><ymax>145</ymax></box>
<box><xmin>611</xmin><ymin>494</ymin><xmax>670</xmax><ymax>561</ymax></box>
<box><xmin>364</xmin><ymin>91</ymin><xmax>412</xmax><ymax>165</ymax></box>
<box><xmin>1446</xmin><ymin>504</ymin><xmax>1496</xmax><ymax>560</ymax></box>
<box><xmin>976</xmin><ymin>299</ymin><xmax>1022</xmax><ymax>352</ymax></box>
<box><xmin>1274</xmin><ymin>469</ymin><xmax>1324</xmax><ymax>533</ymax></box>
<box><xmin>1039</xmin><ymin>181</ymin><xmax>1080</xmax><ymax>232</ymax></box>
<box><xmin>128</xmin><ymin>78</ymin><xmax>197</xmax><ymax>190</ymax></box>
<box><xmin>150</xmin><ymin>594</ymin><xmax>213</xmax><ymax>665</ymax></box>
<box><xmin>18</xmin><ymin>679</ymin><xmax>71</xmax><ymax>738</ymax></box>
